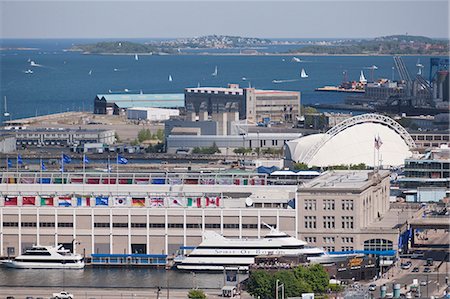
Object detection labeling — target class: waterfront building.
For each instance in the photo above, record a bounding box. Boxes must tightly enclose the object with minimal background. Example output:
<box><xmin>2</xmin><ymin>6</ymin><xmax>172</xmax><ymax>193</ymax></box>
<box><xmin>94</xmin><ymin>94</ymin><xmax>184</xmax><ymax>115</ymax></box>
<box><xmin>0</xmin><ymin>169</ymin><xmax>406</xmax><ymax>260</ymax></box>
<box><xmin>303</xmin><ymin>113</ymin><xmax>352</xmax><ymax>131</ymax></box>
<box><xmin>408</xmin><ymin>130</ymin><xmax>450</xmax><ymax>149</ymax></box>
<box><xmin>126</xmin><ymin>107</ymin><xmax>179</xmax><ymax>122</ymax></box>
<box><xmin>185</xmin><ymin>84</ymin><xmax>301</xmax><ymax>123</ymax></box>
<box><xmin>3</xmin><ymin>128</ymin><xmax>116</xmax><ymax>147</ymax></box>
<box><xmin>296</xmin><ymin>170</ymin><xmax>408</xmax><ymax>252</ymax></box>
<box><xmin>285</xmin><ymin>113</ymin><xmax>416</xmax><ymax>167</ymax></box>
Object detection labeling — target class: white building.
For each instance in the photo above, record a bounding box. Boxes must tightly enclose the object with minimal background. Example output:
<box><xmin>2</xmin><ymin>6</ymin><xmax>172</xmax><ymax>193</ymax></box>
<box><xmin>127</xmin><ymin>107</ymin><xmax>179</xmax><ymax>121</ymax></box>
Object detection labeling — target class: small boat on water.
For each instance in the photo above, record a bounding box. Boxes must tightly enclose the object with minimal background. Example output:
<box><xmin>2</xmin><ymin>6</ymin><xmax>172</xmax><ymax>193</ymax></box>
<box><xmin>292</xmin><ymin>57</ymin><xmax>302</xmax><ymax>63</ymax></box>
<box><xmin>168</xmin><ymin>75</ymin><xmax>173</xmax><ymax>82</ymax></box>
<box><xmin>88</xmin><ymin>69</ymin><xmax>92</xmax><ymax>75</ymax></box>
<box><xmin>211</xmin><ymin>66</ymin><xmax>218</xmax><ymax>77</ymax></box>
<box><xmin>25</xmin><ymin>69</ymin><xmax>33</xmax><ymax>74</ymax></box>
<box><xmin>2</xmin><ymin>244</ymin><xmax>84</xmax><ymax>269</ymax></box>
<box><xmin>135</xmin><ymin>54</ymin><xmax>139</xmax><ymax>61</ymax></box>
<box><xmin>300</xmin><ymin>68</ymin><xmax>308</xmax><ymax>78</ymax></box>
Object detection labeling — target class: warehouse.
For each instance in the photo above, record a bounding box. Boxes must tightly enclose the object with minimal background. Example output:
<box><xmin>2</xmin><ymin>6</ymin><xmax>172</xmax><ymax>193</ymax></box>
<box><xmin>127</xmin><ymin>107</ymin><xmax>179</xmax><ymax>121</ymax></box>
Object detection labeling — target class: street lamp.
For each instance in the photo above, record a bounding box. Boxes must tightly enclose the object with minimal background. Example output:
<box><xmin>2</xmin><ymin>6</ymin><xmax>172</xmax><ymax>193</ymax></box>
<box><xmin>275</xmin><ymin>279</ymin><xmax>285</xmax><ymax>299</ymax></box>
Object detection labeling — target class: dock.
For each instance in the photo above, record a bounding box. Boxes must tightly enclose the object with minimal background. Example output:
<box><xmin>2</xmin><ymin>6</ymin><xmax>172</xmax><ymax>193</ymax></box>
<box><xmin>315</xmin><ymin>86</ymin><xmax>365</xmax><ymax>93</ymax></box>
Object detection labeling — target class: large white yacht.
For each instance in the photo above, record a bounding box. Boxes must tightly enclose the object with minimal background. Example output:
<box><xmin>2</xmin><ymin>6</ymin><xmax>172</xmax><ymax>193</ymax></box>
<box><xmin>175</xmin><ymin>226</ymin><xmax>327</xmax><ymax>271</ymax></box>
<box><xmin>2</xmin><ymin>245</ymin><xmax>84</xmax><ymax>269</ymax></box>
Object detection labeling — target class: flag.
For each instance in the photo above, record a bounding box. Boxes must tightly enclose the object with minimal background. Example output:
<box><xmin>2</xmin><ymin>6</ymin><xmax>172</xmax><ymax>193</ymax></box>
<box><xmin>206</xmin><ymin>196</ymin><xmax>220</xmax><ymax>207</ymax></box>
<box><xmin>22</xmin><ymin>196</ymin><xmax>36</xmax><ymax>206</ymax></box>
<box><xmin>114</xmin><ymin>197</ymin><xmax>127</xmax><ymax>206</ymax></box>
<box><xmin>83</xmin><ymin>155</ymin><xmax>90</xmax><ymax>164</ymax></box>
<box><xmin>41</xmin><ymin>161</ymin><xmax>46</xmax><ymax>171</ymax></box>
<box><xmin>58</xmin><ymin>197</ymin><xmax>72</xmax><ymax>207</ymax></box>
<box><xmin>40</xmin><ymin>197</ymin><xmax>54</xmax><ymax>206</ymax></box>
<box><xmin>77</xmin><ymin>197</ymin><xmax>91</xmax><ymax>207</ymax></box>
<box><xmin>7</xmin><ymin>158</ymin><xmax>12</xmax><ymax>168</ymax></box>
<box><xmin>117</xmin><ymin>155</ymin><xmax>128</xmax><ymax>165</ymax></box>
<box><xmin>170</xmin><ymin>197</ymin><xmax>184</xmax><ymax>207</ymax></box>
<box><xmin>150</xmin><ymin>197</ymin><xmax>164</xmax><ymax>207</ymax></box>
<box><xmin>374</xmin><ymin>135</ymin><xmax>383</xmax><ymax>150</ymax></box>
<box><xmin>5</xmin><ymin>196</ymin><xmax>18</xmax><ymax>206</ymax></box>
<box><xmin>62</xmin><ymin>154</ymin><xmax>72</xmax><ymax>164</ymax></box>
<box><xmin>132</xmin><ymin>198</ymin><xmax>145</xmax><ymax>207</ymax></box>
<box><xmin>17</xmin><ymin>155</ymin><xmax>23</xmax><ymax>165</ymax></box>
<box><xmin>95</xmin><ymin>196</ymin><xmax>109</xmax><ymax>206</ymax></box>
<box><xmin>187</xmin><ymin>197</ymin><xmax>201</xmax><ymax>208</ymax></box>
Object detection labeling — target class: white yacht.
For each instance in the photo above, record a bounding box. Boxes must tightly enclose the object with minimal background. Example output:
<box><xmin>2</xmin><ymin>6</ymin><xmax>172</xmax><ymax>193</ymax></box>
<box><xmin>300</xmin><ymin>68</ymin><xmax>308</xmax><ymax>78</ymax></box>
<box><xmin>2</xmin><ymin>245</ymin><xmax>84</xmax><ymax>269</ymax></box>
<box><xmin>175</xmin><ymin>226</ymin><xmax>326</xmax><ymax>271</ymax></box>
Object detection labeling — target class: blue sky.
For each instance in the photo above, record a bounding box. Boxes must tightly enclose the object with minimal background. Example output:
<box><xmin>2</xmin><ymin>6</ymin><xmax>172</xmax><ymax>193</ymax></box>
<box><xmin>1</xmin><ymin>0</ymin><xmax>448</xmax><ymax>39</ymax></box>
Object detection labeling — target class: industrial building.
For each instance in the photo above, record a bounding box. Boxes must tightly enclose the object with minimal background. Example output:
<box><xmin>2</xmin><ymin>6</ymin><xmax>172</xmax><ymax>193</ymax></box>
<box><xmin>94</xmin><ymin>94</ymin><xmax>184</xmax><ymax>115</ymax></box>
<box><xmin>0</xmin><ymin>134</ymin><xmax>16</xmax><ymax>153</ymax></box>
<box><xmin>408</xmin><ymin>130</ymin><xmax>450</xmax><ymax>149</ymax></box>
<box><xmin>285</xmin><ymin>114</ymin><xmax>416</xmax><ymax>167</ymax></box>
<box><xmin>127</xmin><ymin>107</ymin><xmax>179</xmax><ymax>121</ymax></box>
<box><xmin>3</xmin><ymin>128</ymin><xmax>116</xmax><ymax>147</ymax></box>
<box><xmin>185</xmin><ymin>84</ymin><xmax>301</xmax><ymax>123</ymax></box>
<box><xmin>0</xmin><ymin>170</ymin><xmax>404</xmax><ymax>259</ymax></box>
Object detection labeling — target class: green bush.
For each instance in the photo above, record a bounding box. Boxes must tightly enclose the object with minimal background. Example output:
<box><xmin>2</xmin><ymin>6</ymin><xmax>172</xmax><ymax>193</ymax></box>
<box><xmin>188</xmin><ymin>289</ymin><xmax>206</xmax><ymax>299</ymax></box>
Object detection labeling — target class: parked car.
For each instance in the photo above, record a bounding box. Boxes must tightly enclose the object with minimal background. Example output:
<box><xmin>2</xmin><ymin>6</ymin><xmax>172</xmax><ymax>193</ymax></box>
<box><xmin>52</xmin><ymin>291</ymin><xmax>73</xmax><ymax>299</ymax></box>
<box><xmin>368</xmin><ymin>284</ymin><xmax>377</xmax><ymax>291</ymax></box>
<box><xmin>401</xmin><ymin>262</ymin><xmax>412</xmax><ymax>269</ymax></box>
<box><xmin>423</xmin><ymin>267</ymin><xmax>431</xmax><ymax>273</ymax></box>
<box><xmin>420</xmin><ymin>280</ymin><xmax>427</xmax><ymax>286</ymax></box>
<box><xmin>412</xmin><ymin>267</ymin><xmax>419</xmax><ymax>272</ymax></box>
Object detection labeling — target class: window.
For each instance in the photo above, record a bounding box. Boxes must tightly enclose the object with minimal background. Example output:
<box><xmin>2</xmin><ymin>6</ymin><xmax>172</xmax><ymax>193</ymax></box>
<box><xmin>224</xmin><ymin>224</ymin><xmax>239</xmax><ymax>229</ymax></box>
<box><xmin>305</xmin><ymin>237</ymin><xmax>316</xmax><ymax>243</ymax></box>
<box><xmin>3</xmin><ymin>222</ymin><xmax>18</xmax><ymax>227</ymax></box>
<box><xmin>149</xmin><ymin>223</ymin><xmax>165</xmax><ymax>228</ymax></box>
<box><xmin>94</xmin><ymin>223</ymin><xmax>110</xmax><ymax>228</ymax></box>
<box><xmin>304</xmin><ymin>216</ymin><xmax>316</xmax><ymax>229</ymax></box>
<box><xmin>112</xmin><ymin>223</ymin><xmax>128</xmax><ymax>228</ymax></box>
<box><xmin>242</xmin><ymin>224</ymin><xmax>258</xmax><ymax>229</ymax></box>
<box><xmin>324</xmin><ymin>246</ymin><xmax>335</xmax><ymax>252</ymax></box>
<box><xmin>58</xmin><ymin>222</ymin><xmax>73</xmax><ymax>227</ymax></box>
<box><xmin>304</xmin><ymin>199</ymin><xmax>317</xmax><ymax>211</ymax></box>
<box><xmin>205</xmin><ymin>223</ymin><xmax>220</xmax><ymax>228</ymax></box>
<box><xmin>323</xmin><ymin>237</ymin><xmax>335</xmax><ymax>244</ymax></box>
<box><xmin>187</xmin><ymin>223</ymin><xmax>201</xmax><ymax>229</ymax></box>
<box><xmin>341</xmin><ymin>216</ymin><xmax>354</xmax><ymax>229</ymax></box>
<box><xmin>323</xmin><ymin>216</ymin><xmax>335</xmax><ymax>229</ymax></box>
<box><xmin>342</xmin><ymin>200</ymin><xmax>354</xmax><ymax>211</ymax></box>
<box><xmin>40</xmin><ymin>222</ymin><xmax>55</xmax><ymax>227</ymax></box>
<box><xmin>131</xmin><ymin>223</ymin><xmax>146</xmax><ymax>228</ymax></box>
<box><xmin>21</xmin><ymin>222</ymin><xmax>37</xmax><ymax>227</ymax></box>
<box><xmin>168</xmin><ymin>223</ymin><xmax>183</xmax><ymax>228</ymax></box>
<box><xmin>342</xmin><ymin>246</ymin><xmax>354</xmax><ymax>251</ymax></box>
<box><xmin>364</xmin><ymin>239</ymin><xmax>393</xmax><ymax>251</ymax></box>
<box><xmin>342</xmin><ymin>237</ymin><xmax>354</xmax><ymax>244</ymax></box>
<box><xmin>323</xmin><ymin>200</ymin><xmax>335</xmax><ymax>210</ymax></box>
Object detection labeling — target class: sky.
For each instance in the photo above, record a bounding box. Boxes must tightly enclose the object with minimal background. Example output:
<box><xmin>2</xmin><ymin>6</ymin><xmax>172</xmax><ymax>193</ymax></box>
<box><xmin>1</xmin><ymin>0</ymin><xmax>449</xmax><ymax>39</ymax></box>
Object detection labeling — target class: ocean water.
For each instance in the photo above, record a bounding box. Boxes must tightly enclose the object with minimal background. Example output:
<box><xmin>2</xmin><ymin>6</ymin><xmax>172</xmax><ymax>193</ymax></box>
<box><xmin>0</xmin><ymin>39</ymin><xmax>439</xmax><ymax>122</ymax></box>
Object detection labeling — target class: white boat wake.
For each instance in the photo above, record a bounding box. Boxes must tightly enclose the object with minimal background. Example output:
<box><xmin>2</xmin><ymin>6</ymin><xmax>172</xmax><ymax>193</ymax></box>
<box><xmin>272</xmin><ymin>79</ymin><xmax>299</xmax><ymax>84</ymax></box>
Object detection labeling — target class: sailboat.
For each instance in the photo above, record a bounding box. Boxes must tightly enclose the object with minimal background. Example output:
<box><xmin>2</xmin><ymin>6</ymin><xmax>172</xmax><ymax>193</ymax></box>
<box><xmin>4</xmin><ymin>96</ymin><xmax>10</xmax><ymax>118</ymax></box>
<box><xmin>25</xmin><ymin>69</ymin><xmax>34</xmax><ymax>74</ymax></box>
<box><xmin>88</xmin><ymin>70</ymin><xmax>92</xmax><ymax>75</ymax></box>
<box><xmin>359</xmin><ymin>70</ymin><xmax>367</xmax><ymax>83</ymax></box>
<box><xmin>212</xmin><ymin>66</ymin><xmax>218</xmax><ymax>77</ymax></box>
<box><xmin>292</xmin><ymin>57</ymin><xmax>301</xmax><ymax>63</ymax></box>
<box><xmin>135</xmin><ymin>54</ymin><xmax>139</xmax><ymax>61</ymax></box>
<box><xmin>168</xmin><ymin>75</ymin><xmax>173</xmax><ymax>82</ymax></box>
<box><xmin>300</xmin><ymin>68</ymin><xmax>308</xmax><ymax>78</ymax></box>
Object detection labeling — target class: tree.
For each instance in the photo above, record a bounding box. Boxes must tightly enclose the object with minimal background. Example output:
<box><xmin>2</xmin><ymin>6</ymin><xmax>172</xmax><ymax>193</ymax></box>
<box><xmin>137</xmin><ymin>128</ymin><xmax>152</xmax><ymax>143</ymax></box>
<box><xmin>156</xmin><ymin>129</ymin><xmax>165</xmax><ymax>141</ymax></box>
<box><xmin>295</xmin><ymin>264</ymin><xmax>329</xmax><ymax>294</ymax></box>
<box><xmin>293</xmin><ymin>163</ymin><xmax>309</xmax><ymax>170</ymax></box>
<box><xmin>273</xmin><ymin>270</ymin><xmax>312</xmax><ymax>297</ymax></box>
<box><xmin>187</xmin><ymin>289</ymin><xmax>206</xmax><ymax>299</ymax></box>
<box><xmin>247</xmin><ymin>270</ymin><xmax>273</xmax><ymax>299</ymax></box>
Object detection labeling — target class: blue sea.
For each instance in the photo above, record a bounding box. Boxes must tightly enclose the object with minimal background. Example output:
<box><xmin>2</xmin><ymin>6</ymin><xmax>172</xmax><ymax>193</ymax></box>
<box><xmin>0</xmin><ymin>39</ymin><xmax>440</xmax><ymax>122</ymax></box>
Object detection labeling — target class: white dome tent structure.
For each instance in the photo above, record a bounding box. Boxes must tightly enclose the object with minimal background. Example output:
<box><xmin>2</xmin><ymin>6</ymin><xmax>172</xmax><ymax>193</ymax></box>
<box><xmin>285</xmin><ymin>114</ymin><xmax>416</xmax><ymax>168</ymax></box>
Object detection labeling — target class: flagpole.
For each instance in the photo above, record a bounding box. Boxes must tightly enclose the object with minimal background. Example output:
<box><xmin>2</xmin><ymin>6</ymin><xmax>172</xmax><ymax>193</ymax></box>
<box><xmin>373</xmin><ymin>136</ymin><xmax>376</xmax><ymax>172</ymax></box>
<box><xmin>16</xmin><ymin>155</ymin><xmax>19</xmax><ymax>179</ymax></box>
<box><xmin>116</xmin><ymin>153</ymin><xmax>119</xmax><ymax>195</ymax></box>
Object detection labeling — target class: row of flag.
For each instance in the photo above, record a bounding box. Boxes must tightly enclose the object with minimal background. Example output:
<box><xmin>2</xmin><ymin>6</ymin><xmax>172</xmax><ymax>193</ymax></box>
<box><xmin>3</xmin><ymin>196</ymin><xmax>221</xmax><ymax>208</ymax></box>
<box><xmin>5</xmin><ymin>154</ymin><xmax>128</xmax><ymax>171</ymax></box>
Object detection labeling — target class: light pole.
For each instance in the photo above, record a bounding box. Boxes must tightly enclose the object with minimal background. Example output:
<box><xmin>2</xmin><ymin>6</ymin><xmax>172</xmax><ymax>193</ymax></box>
<box><xmin>275</xmin><ymin>279</ymin><xmax>285</xmax><ymax>299</ymax></box>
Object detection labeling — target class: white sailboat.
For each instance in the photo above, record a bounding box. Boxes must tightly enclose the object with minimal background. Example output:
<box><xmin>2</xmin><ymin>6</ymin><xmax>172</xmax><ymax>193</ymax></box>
<box><xmin>300</xmin><ymin>68</ymin><xmax>308</xmax><ymax>78</ymax></box>
<box><xmin>292</xmin><ymin>57</ymin><xmax>302</xmax><ymax>63</ymax></box>
<box><xmin>88</xmin><ymin>70</ymin><xmax>92</xmax><ymax>75</ymax></box>
<box><xmin>212</xmin><ymin>66</ymin><xmax>218</xmax><ymax>77</ymax></box>
<box><xmin>25</xmin><ymin>69</ymin><xmax>34</xmax><ymax>74</ymax></box>
<box><xmin>168</xmin><ymin>75</ymin><xmax>173</xmax><ymax>82</ymax></box>
<box><xmin>135</xmin><ymin>54</ymin><xmax>139</xmax><ymax>61</ymax></box>
<box><xmin>359</xmin><ymin>70</ymin><xmax>367</xmax><ymax>83</ymax></box>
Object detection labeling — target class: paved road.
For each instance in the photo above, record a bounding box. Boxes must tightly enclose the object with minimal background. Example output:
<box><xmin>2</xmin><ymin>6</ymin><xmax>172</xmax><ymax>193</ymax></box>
<box><xmin>0</xmin><ymin>287</ymin><xmax>253</xmax><ymax>299</ymax></box>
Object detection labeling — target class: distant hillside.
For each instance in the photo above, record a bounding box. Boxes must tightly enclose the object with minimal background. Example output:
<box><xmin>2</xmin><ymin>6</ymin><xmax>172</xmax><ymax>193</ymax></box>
<box><xmin>70</xmin><ymin>41</ymin><xmax>175</xmax><ymax>54</ymax></box>
<box><xmin>289</xmin><ymin>35</ymin><xmax>449</xmax><ymax>55</ymax></box>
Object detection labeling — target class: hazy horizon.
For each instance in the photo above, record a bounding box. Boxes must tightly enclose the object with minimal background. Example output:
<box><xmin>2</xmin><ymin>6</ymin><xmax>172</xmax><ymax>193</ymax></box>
<box><xmin>1</xmin><ymin>1</ymin><xmax>448</xmax><ymax>39</ymax></box>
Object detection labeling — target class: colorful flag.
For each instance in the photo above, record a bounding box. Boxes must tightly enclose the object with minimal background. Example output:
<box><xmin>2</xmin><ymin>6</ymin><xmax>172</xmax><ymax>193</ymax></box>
<box><xmin>187</xmin><ymin>197</ymin><xmax>202</xmax><ymax>208</ymax></box>
<box><xmin>83</xmin><ymin>155</ymin><xmax>90</xmax><ymax>164</ymax></box>
<box><xmin>206</xmin><ymin>196</ymin><xmax>220</xmax><ymax>207</ymax></box>
<box><xmin>95</xmin><ymin>197</ymin><xmax>109</xmax><ymax>206</ymax></box>
<box><xmin>5</xmin><ymin>196</ymin><xmax>18</xmax><ymax>206</ymax></box>
<box><xmin>117</xmin><ymin>155</ymin><xmax>128</xmax><ymax>165</ymax></box>
<box><xmin>40</xmin><ymin>197</ymin><xmax>54</xmax><ymax>206</ymax></box>
<box><xmin>17</xmin><ymin>155</ymin><xmax>23</xmax><ymax>165</ymax></box>
<box><xmin>22</xmin><ymin>196</ymin><xmax>36</xmax><ymax>206</ymax></box>
<box><xmin>374</xmin><ymin>135</ymin><xmax>383</xmax><ymax>150</ymax></box>
<box><xmin>77</xmin><ymin>197</ymin><xmax>91</xmax><ymax>207</ymax></box>
<box><xmin>132</xmin><ymin>198</ymin><xmax>146</xmax><ymax>207</ymax></box>
<box><xmin>58</xmin><ymin>197</ymin><xmax>72</xmax><ymax>207</ymax></box>
<box><xmin>170</xmin><ymin>197</ymin><xmax>184</xmax><ymax>207</ymax></box>
<box><xmin>7</xmin><ymin>158</ymin><xmax>12</xmax><ymax>168</ymax></box>
<box><xmin>114</xmin><ymin>197</ymin><xmax>127</xmax><ymax>206</ymax></box>
<box><xmin>150</xmin><ymin>197</ymin><xmax>164</xmax><ymax>207</ymax></box>
<box><xmin>41</xmin><ymin>161</ymin><xmax>46</xmax><ymax>171</ymax></box>
<box><xmin>62</xmin><ymin>154</ymin><xmax>72</xmax><ymax>164</ymax></box>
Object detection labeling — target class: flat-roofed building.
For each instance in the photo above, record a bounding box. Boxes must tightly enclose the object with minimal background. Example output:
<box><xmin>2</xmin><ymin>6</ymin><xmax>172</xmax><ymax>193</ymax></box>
<box><xmin>185</xmin><ymin>84</ymin><xmax>300</xmax><ymax>123</ymax></box>
<box><xmin>94</xmin><ymin>94</ymin><xmax>184</xmax><ymax>115</ymax></box>
<box><xmin>297</xmin><ymin>170</ymin><xmax>405</xmax><ymax>252</ymax></box>
<box><xmin>0</xmin><ymin>134</ymin><xmax>16</xmax><ymax>153</ymax></box>
<box><xmin>127</xmin><ymin>107</ymin><xmax>179</xmax><ymax>121</ymax></box>
<box><xmin>408</xmin><ymin>130</ymin><xmax>450</xmax><ymax>149</ymax></box>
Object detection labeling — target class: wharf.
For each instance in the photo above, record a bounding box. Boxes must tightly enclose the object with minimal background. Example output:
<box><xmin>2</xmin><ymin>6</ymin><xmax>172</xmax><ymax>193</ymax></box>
<box><xmin>306</xmin><ymin>103</ymin><xmax>375</xmax><ymax>112</ymax></box>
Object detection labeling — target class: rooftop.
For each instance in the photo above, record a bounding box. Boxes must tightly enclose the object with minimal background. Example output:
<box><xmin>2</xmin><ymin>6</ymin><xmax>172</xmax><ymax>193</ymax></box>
<box><xmin>96</xmin><ymin>93</ymin><xmax>184</xmax><ymax>109</ymax></box>
<box><xmin>300</xmin><ymin>170</ymin><xmax>390</xmax><ymax>191</ymax></box>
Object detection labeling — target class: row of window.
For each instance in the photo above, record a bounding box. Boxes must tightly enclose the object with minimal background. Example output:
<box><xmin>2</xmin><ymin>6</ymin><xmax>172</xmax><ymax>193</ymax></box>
<box><xmin>322</xmin><ymin>246</ymin><xmax>354</xmax><ymax>252</ymax></box>
<box><xmin>303</xmin><ymin>216</ymin><xmax>354</xmax><ymax>229</ymax></box>
<box><xmin>4</xmin><ymin>222</ymin><xmax>269</xmax><ymax>229</ymax></box>
<box><xmin>304</xmin><ymin>199</ymin><xmax>354</xmax><ymax>211</ymax></box>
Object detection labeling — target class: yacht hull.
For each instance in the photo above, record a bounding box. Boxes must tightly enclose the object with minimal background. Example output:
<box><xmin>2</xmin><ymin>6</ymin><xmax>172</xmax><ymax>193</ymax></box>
<box><xmin>2</xmin><ymin>260</ymin><xmax>85</xmax><ymax>269</ymax></box>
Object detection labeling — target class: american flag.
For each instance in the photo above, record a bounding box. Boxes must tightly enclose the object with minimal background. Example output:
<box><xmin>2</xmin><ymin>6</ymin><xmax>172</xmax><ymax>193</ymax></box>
<box><xmin>374</xmin><ymin>135</ymin><xmax>383</xmax><ymax>150</ymax></box>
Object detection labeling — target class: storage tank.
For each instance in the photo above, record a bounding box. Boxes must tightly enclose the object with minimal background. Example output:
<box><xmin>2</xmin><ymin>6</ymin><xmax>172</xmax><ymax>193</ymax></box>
<box><xmin>381</xmin><ymin>284</ymin><xmax>387</xmax><ymax>298</ymax></box>
<box><xmin>393</xmin><ymin>283</ymin><xmax>401</xmax><ymax>298</ymax></box>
